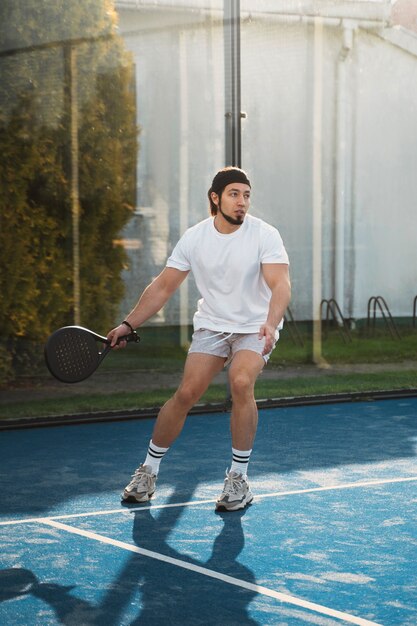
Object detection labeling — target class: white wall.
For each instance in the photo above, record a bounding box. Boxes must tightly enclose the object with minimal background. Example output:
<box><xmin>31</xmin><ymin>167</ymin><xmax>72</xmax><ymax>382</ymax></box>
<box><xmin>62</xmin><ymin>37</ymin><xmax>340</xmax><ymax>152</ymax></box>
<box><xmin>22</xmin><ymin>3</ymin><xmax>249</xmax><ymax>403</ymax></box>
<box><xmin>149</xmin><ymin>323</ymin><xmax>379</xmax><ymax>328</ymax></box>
<box><xmin>116</xmin><ymin>7</ymin><xmax>225</xmax><ymax>323</ymax></box>
<box><xmin>115</xmin><ymin>3</ymin><xmax>417</xmax><ymax>324</ymax></box>
<box><xmin>353</xmin><ymin>29</ymin><xmax>417</xmax><ymax>317</ymax></box>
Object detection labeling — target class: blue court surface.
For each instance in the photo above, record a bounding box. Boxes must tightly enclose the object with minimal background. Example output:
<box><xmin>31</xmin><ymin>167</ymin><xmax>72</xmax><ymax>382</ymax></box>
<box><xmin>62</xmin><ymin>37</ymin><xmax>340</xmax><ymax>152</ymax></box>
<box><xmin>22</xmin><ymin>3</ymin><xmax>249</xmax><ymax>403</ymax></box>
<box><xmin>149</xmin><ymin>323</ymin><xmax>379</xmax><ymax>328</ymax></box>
<box><xmin>1</xmin><ymin>397</ymin><xmax>416</xmax><ymax>625</ymax></box>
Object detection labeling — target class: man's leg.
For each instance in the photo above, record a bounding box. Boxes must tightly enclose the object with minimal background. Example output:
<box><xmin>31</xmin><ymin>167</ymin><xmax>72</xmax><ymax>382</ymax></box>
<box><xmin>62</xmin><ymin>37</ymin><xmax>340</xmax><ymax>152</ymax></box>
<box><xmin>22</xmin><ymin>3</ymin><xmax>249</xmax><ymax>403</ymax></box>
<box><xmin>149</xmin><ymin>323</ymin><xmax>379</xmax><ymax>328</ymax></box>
<box><xmin>122</xmin><ymin>352</ymin><xmax>225</xmax><ymax>502</ymax></box>
<box><xmin>228</xmin><ymin>350</ymin><xmax>264</xmax><ymax>451</ymax></box>
<box><xmin>216</xmin><ymin>350</ymin><xmax>264</xmax><ymax>511</ymax></box>
<box><xmin>151</xmin><ymin>352</ymin><xmax>225</xmax><ymax>447</ymax></box>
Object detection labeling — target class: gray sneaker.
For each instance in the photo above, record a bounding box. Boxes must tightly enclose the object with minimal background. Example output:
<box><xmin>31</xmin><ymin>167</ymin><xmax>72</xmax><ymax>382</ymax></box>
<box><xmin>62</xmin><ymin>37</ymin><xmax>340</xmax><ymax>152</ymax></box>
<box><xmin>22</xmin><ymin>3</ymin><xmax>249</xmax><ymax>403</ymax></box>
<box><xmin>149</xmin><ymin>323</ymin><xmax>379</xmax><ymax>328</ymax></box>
<box><xmin>122</xmin><ymin>464</ymin><xmax>157</xmax><ymax>502</ymax></box>
<box><xmin>215</xmin><ymin>470</ymin><xmax>253</xmax><ymax>511</ymax></box>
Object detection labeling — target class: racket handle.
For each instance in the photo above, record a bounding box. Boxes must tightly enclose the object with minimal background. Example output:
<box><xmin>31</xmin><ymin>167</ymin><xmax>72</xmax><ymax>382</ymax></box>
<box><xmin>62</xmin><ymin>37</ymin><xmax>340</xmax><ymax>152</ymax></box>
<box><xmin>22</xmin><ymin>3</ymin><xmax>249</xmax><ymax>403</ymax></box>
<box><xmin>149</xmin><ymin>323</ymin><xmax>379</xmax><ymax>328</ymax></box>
<box><xmin>101</xmin><ymin>331</ymin><xmax>138</xmax><ymax>357</ymax></box>
<box><xmin>116</xmin><ymin>331</ymin><xmax>140</xmax><ymax>345</ymax></box>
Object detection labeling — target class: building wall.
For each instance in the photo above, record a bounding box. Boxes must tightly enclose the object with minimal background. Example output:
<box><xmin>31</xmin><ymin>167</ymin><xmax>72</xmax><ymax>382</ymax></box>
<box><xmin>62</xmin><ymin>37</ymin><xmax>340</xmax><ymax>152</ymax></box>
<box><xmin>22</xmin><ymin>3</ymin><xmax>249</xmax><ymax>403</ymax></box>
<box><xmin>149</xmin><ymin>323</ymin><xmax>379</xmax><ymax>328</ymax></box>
<box><xmin>116</xmin><ymin>7</ymin><xmax>225</xmax><ymax>325</ymax></box>
<box><xmin>115</xmin><ymin>3</ymin><xmax>417</xmax><ymax>325</ymax></box>
<box><xmin>353</xmin><ymin>28</ymin><xmax>417</xmax><ymax>317</ymax></box>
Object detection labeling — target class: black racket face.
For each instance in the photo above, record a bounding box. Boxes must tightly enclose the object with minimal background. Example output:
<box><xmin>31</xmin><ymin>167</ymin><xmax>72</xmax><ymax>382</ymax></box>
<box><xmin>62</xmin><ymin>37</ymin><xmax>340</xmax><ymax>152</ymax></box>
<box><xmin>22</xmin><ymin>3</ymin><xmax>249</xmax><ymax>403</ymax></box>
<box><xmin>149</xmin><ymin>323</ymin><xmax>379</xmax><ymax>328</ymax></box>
<box><xmin>45</xmin><ymin>327</ymin><xmax>104</xmax><ymax>383</ymax></box>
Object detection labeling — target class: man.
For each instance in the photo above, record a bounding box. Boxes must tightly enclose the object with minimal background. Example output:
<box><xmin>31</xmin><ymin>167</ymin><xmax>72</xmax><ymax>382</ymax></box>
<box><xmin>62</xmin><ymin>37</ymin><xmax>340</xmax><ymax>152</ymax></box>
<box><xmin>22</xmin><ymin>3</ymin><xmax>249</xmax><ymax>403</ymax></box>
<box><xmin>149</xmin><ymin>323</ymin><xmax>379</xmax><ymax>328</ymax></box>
<box><xmin>107</xmin><ymin>167</ymin><xmax>291</xmax><ymax>511</ymax></box>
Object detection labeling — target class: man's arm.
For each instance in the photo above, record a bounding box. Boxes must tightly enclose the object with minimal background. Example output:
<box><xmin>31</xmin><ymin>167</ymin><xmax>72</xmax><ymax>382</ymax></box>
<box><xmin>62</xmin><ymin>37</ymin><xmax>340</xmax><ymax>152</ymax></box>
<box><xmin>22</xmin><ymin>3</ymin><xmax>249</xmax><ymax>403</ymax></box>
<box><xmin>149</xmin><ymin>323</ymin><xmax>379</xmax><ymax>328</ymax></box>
<box><xmin>107</xmin><ymin>267</ymin><xmax>189</xmax><ymax>347</ymax></box>
<box><xmin>259</xmin><ymin>263</ymin><xmax>291</xmax><ymax>355</ymax></box>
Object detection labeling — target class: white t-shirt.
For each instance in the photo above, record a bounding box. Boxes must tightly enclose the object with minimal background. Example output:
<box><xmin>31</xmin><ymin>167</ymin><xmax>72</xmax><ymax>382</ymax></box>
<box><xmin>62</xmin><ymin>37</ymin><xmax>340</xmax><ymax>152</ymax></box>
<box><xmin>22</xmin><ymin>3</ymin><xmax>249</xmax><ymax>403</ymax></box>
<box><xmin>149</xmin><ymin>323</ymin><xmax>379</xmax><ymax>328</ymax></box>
<box><xmin>166</xmin><ymin>214</ymin><xmax>289</xmax><ymax>333</ymax></box>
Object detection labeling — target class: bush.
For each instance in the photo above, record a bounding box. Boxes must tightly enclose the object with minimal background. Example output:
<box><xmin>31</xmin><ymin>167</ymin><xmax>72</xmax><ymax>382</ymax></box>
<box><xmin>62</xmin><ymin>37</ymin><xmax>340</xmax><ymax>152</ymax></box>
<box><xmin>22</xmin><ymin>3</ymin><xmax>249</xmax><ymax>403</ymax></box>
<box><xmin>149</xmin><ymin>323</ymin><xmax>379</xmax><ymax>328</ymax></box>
<box><xmin>0</xmin><ymin>0</ymin><xmax>138</xmax><ymax>379</ymax></box>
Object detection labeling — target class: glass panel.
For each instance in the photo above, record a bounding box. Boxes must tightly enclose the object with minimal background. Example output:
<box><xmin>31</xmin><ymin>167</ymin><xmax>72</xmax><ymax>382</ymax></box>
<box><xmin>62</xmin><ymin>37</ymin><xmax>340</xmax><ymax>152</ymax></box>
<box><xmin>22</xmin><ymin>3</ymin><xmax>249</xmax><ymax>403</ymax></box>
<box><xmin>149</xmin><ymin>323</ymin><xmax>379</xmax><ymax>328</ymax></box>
<box><xmin>1</xmin><ymin>0</ymin><xmax>416</xmax><ymax>423</ymax></box>
<box><xmin>0</xmin><ymin>1</ymin><xmax>225</xmax><ymax>419</ymax></box>
<box><xmin>0</xmin><ymin>2</ymin><xmax>138</xmax><ymax>376</ymax></box>
<box><xmin>116</xmin><ymin>1</ymin><xmax>225</xmax><ymax>335</ymax></box>
<box><xmin>240</xmin><ymin>0</ymin><xmax>417</xmax><ymax>392</ymax></box>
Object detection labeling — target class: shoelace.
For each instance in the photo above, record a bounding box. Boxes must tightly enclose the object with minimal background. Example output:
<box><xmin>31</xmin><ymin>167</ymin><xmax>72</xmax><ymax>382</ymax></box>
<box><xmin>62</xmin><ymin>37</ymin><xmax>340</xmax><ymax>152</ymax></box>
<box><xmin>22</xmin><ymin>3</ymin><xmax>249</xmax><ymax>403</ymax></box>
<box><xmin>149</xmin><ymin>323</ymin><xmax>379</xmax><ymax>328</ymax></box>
<box><xmin>130</xmin><ymin>468</ymin><xmax>153</xmax><ymax>488</ymax></box>
<box><xmin>222</xmin><ymin>472</ymin><xmax>244</xmax><ymax>495</ymax></box>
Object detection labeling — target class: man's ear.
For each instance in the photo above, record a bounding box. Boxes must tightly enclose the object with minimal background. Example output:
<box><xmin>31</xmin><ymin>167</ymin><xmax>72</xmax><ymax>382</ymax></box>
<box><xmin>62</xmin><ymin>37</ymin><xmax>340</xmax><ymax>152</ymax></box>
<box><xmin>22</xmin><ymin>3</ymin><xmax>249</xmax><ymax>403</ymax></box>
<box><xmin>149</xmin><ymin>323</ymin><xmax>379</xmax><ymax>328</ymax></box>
<box><xmin>210</xmin><ymin>191</ymin><xmax>219</xmax><ymax>207</ymax></box>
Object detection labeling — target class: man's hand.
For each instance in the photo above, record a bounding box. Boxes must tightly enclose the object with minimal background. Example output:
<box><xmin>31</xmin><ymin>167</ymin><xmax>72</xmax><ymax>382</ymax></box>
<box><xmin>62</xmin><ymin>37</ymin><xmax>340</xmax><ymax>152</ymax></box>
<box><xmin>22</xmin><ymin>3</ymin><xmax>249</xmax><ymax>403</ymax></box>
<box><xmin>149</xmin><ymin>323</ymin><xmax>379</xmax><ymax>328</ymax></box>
<box><xmin>258</xmin><ymin>323</ymin><xmax>277</xmax><ymax>356</ymax></box>
<box><xmin>107</xmin><ymin>324</ymin><xmax>131</xmax><ymax>349</ymax></box>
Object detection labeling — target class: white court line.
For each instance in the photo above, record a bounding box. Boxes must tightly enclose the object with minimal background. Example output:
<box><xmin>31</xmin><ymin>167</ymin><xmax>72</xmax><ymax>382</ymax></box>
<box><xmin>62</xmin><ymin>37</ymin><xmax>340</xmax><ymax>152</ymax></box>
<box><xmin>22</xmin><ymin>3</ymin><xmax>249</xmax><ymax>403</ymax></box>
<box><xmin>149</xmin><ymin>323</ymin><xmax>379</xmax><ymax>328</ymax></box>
<box><xmin>1</xmin><ymin>474</ymin><xmax>416</xmax><ymax>527</ymax></box>
<box><xmin>254</xmin><ymin>474</ymin><xmax>417</xmax><ymax>501</ymax></box>
<box><xmin>39</xmin><ymin>518</ymin><xmax>382</xmax><ymax>626</ymax></box>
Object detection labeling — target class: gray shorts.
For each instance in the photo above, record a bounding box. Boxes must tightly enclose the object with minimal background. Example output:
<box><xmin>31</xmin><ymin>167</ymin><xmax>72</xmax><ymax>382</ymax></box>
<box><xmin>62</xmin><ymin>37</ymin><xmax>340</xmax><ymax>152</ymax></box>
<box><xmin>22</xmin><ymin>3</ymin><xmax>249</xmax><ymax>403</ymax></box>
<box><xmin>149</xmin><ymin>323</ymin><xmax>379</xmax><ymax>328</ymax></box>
<box><xmin>188</xmin><ymin>328</ymin><xmax>279</xmax><ymax>366</ymax></box>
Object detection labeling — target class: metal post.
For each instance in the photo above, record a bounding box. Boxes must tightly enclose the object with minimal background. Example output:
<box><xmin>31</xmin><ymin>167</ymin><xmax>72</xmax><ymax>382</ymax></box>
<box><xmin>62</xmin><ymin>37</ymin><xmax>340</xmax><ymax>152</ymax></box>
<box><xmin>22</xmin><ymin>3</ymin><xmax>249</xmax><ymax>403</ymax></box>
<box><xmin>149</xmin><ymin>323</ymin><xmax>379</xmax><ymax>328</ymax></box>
<box><xmin>179</xmin><ymin>30</ymin><xmax>190</xmax><ymax>349</ymax></box>
<box><xmin>312</xmin><ymin>17</ymin><xmax>329</xmax><ymax>368</ymax></box>
<box><xmin>65</xmin><ymin>44</ymin><xmax>81</xmax><ymax>326</ymax></box>
<box><xmin>224</xmin><ymin>0</ymin><xmax>241</xmax><ymax>167</ymax></box>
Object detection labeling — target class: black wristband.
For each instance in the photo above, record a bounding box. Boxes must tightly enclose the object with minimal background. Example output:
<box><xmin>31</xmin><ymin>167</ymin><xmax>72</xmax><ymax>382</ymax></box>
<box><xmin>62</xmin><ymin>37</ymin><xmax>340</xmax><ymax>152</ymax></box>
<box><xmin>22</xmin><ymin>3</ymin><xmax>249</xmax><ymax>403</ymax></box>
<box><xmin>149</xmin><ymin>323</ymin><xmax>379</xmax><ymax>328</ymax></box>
<box><xmin>121</xmin><ymin>320</ymin><xmax>135</xmax><ymax>333</ymax></box>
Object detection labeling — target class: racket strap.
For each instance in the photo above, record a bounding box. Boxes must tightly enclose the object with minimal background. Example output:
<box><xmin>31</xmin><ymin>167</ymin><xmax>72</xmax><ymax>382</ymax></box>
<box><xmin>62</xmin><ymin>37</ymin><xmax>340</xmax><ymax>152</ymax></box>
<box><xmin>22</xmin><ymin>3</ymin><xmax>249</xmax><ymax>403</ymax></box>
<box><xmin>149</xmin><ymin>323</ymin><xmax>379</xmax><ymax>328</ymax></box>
<box><xmin>122</xmin><ymin>320</ymin><xmax>135</xmax><ymax>333</ymax></box>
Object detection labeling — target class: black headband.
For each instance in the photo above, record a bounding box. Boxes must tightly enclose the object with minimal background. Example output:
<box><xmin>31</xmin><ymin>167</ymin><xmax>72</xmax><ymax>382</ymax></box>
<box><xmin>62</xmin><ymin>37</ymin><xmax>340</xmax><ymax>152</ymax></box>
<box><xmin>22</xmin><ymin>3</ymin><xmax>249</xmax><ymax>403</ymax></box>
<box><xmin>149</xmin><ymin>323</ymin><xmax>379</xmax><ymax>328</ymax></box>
<box><xmin>209</xmin><ymin>168</ymin><xmax>251</xmax><ymax>196</ymax></box>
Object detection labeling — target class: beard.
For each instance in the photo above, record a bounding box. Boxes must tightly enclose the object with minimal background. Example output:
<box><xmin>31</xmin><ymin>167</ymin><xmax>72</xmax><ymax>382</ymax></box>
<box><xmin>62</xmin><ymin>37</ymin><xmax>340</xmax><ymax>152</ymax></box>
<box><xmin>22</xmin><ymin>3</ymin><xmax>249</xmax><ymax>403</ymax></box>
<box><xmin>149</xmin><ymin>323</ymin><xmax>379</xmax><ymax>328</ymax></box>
<box><xmin>218</xmin><ymin>203</ymin><xmax>244</xmax><ymax>226</ymax></box>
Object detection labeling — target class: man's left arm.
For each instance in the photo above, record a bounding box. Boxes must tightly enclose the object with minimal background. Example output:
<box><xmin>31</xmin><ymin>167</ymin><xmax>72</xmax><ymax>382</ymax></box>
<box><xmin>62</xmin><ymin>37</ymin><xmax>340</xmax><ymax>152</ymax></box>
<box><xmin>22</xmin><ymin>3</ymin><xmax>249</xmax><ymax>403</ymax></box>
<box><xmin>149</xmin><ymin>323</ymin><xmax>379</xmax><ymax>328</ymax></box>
<box><xmin>259</xmin><ymin>263</ymin><xmax>291</xmax><ymax>355</ymax></box>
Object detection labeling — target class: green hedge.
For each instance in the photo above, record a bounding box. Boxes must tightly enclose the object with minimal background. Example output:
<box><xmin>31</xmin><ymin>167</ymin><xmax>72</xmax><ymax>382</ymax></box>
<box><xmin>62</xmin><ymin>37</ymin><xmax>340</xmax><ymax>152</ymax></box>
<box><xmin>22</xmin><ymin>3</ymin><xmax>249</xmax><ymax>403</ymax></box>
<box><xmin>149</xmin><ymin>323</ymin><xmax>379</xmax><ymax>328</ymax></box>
<box><xmin>0</xmin><ymin>0</ymin><xmax>138</xmax><ymax>381</ymax></box>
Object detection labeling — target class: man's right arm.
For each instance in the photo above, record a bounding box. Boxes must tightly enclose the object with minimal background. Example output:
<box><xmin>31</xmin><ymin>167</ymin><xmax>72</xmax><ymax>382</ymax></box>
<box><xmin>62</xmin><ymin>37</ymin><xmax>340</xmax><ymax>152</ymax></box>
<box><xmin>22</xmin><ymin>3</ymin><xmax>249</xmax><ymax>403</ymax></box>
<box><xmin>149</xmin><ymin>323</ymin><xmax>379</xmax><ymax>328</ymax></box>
<box><xmin>107</xmin><ymin>267</ymin><xmax>189</xmax><ymax>347</ymax></box>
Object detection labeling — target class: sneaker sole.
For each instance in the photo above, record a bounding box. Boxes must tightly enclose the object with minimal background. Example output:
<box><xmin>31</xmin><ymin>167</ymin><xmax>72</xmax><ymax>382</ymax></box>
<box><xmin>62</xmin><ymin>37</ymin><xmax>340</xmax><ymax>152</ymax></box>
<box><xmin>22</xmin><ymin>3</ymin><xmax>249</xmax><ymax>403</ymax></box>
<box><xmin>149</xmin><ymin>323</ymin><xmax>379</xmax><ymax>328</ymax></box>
<box><xmin>121</xmin><ymin>489</ymin><xmax>155</xmax><ymax>503</ymax></box>
<box><xmin>215</xmin><ymin>492</ymin><xmax>253</xmax><ymax>512</ymax></box>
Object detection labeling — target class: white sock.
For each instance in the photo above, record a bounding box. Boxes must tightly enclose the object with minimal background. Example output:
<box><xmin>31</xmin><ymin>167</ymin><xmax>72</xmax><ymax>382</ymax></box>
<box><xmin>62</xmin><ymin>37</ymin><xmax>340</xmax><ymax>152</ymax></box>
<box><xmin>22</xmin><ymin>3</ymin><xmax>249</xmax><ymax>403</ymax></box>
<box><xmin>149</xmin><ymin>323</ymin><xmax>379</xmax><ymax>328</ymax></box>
<box><xmin>143</xmin><ymin>440</ymin><xmax>169</xmax><ymax>475</ymax></box>
<box><xmin>230</xmin><ymin>447</ymin><xmax>252</xmax><ymax>479</ymax></box>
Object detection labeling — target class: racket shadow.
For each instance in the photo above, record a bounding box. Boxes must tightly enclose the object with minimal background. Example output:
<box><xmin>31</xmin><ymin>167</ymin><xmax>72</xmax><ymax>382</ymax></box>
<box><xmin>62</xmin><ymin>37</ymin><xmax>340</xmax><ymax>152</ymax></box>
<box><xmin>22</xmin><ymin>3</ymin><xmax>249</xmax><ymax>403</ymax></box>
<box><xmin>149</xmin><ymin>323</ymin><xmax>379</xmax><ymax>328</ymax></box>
<box><xmin>0</xmin><ymin>567</ymin><xmax>102</xmax><ymax>624</ymax></box>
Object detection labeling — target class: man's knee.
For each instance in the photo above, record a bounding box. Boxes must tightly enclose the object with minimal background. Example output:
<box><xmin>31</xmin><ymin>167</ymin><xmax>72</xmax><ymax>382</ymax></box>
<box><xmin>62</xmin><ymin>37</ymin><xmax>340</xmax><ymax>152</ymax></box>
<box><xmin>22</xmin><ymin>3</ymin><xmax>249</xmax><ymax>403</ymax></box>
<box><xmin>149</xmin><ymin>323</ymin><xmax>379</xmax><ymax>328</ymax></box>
<box><xmin>174</xmin><ymin>383</ymin><xmax>202</xmax><ymax>408</ymax></box>
<box><xmin>229</xmin><ymin>371</ymin><xmax>253</xmax><ymax>398</ymax></box>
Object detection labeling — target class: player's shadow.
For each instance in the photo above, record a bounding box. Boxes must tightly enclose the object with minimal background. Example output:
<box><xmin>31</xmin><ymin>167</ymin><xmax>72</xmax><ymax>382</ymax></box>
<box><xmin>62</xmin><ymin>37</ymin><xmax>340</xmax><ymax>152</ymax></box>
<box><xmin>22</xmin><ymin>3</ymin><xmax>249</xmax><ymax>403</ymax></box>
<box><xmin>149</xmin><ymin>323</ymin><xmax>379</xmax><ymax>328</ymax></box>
<box><xmin>98</xmin><ymin>488</ymin><xmax>259</xmax><ymax>625</ymax></box>
<box><xmin>0</xmin><ymin>486</ymin><xmax>259</xmax><ymax>625</ymax></box>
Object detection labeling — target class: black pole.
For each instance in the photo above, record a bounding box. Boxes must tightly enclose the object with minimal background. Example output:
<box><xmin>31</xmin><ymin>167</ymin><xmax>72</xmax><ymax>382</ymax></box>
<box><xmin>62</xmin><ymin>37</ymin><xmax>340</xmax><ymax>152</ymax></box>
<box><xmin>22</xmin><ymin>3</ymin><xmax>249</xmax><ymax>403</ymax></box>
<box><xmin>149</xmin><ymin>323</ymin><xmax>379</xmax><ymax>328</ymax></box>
<box><xmin>224</xmin><ymin>0</ymin><xmax>241</xmax><ymax>167</ymax></box>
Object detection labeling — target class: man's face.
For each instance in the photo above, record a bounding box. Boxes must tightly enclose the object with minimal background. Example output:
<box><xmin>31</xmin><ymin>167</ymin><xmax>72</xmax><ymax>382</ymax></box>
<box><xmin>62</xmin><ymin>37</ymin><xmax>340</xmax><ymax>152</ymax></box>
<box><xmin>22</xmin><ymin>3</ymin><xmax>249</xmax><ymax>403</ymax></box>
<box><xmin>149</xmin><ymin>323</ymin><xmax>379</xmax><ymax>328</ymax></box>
<box><xmin>211</xmin><ymin>182</ymin><xmax>251</xmax><ymax>226</ymax></box>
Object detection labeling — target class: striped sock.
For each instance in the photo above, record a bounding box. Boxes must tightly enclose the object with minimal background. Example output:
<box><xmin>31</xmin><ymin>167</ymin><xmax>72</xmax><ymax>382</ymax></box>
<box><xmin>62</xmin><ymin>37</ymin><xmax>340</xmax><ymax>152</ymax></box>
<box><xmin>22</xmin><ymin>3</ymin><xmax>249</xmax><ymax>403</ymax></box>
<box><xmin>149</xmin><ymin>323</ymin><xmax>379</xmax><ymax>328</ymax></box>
<box><xmin>143</xmin><ymin>440</ymin><xmax>169</xmax><ymax>475</ymax></box>
<box><xmin>230</xmin><ymin>447</ymin><xmax>252</xmax><ymax>478</ymax></box>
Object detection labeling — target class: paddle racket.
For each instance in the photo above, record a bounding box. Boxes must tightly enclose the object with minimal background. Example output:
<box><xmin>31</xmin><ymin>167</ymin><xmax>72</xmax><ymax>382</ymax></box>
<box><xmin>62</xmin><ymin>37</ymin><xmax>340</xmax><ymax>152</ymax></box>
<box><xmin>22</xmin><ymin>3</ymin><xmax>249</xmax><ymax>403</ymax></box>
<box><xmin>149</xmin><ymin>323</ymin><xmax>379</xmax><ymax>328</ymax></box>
<box><xmin>44</xmin><ymin>325</ymin><xmax>139</xmax><ymax>383</ymax></box>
